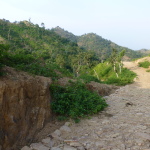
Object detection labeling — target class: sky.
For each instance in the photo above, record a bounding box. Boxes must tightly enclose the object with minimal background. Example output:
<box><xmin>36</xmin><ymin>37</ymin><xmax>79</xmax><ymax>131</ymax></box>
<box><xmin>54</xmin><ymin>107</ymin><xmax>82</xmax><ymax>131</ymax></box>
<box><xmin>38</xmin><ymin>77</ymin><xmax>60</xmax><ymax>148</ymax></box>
<box><xmin>0</xmin><ymin>0</ymin><xmax>150</xmax><ymax>50</ymax></box>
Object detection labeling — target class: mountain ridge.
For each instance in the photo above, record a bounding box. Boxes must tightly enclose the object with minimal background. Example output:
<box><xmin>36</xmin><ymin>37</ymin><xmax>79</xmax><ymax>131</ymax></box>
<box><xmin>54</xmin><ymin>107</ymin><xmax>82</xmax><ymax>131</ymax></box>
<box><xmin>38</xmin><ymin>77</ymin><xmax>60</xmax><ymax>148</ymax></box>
<box><xmin>52</xmin><ymin>26</ymin><xmax>145</xmax><ymax>60</ymax></box>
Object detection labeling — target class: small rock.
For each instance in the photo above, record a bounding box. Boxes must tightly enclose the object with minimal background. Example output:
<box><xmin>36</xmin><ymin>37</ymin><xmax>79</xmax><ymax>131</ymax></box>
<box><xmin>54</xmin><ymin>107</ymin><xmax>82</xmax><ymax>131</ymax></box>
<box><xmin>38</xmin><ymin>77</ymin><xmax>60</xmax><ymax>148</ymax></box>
<box><xmin>77</xmin><ymin>147</ymin><xmax>85</xmax><ymax>150</ymax></box>
<box><xmin>30</xmin><ymin>143</ymin><xmax>50</xmax><ymax>150</ymax></box>
<box><xmin>54</xmin><ymin>129</ymin><xmax>62</xmax><ymax>137</ymax></box>
<box><xmin>136</xmin><ymin>113</ymin><xmax>143</xmax><ymax>116</ymax></box>
<box><xmin>125</xmin><ymin>102</ymin><xmax>133</xmax><ymax>107</ymax></box>
<box><xmin>42</xmin><ymin>137</ymin><xmax>54</xmax><ymax>147</ymax></box>
<box><xmin>103</xmin><ymin>96</ymin><xmax>109</xmax><ymax>99</ymax></box>
<box><xmin>69</xmin><ymin>141</ymin><xmax>82</xmax><ymax>147</ymax></box>
<box><xmin>51</xmin><ymin>147</ymin><xmax>62</xmax><ymax>150</ymax></box>
<box><xmin>95</xmin><ymin>141</ymin><xmax>105</xmax><ymax>147</ymax></box>
<box><xmin>136</xmin><ymin>125</ymin><xmax>147</xmax><ymax>130</ymax></box>
<box><xmin>87</xmin><ymin>120</ymin><xmax>97</xmax><ymax>126</ymax></box>
<box><xmin>50</xmin><ymin>132</ymin><xmax>63</xmax><ymax>140</ymax></box>
<box><xmin>136</xmin><ymin>132</ymin><xmax>150</xmax><ymax>140</ymax></box>
<box><xmin>63</xmin><ymin>145</ymin><xmax>77</xmax><ymax>150</ymax></box>
<box><xmin>42</xmin><ymin>137</ymin><xmax>51</xmax><ymax>144</ymax></box>
<box><xmin>84</xmin><ymin>133</ymin><xmax>89</xmax><ymax>136</ymax></box>
<box><xmin>121</xmin><ymin>144</ymin><xmax>126</xmax><ymax>149</ymax></box>
<box><xmin>110</xmin><ymin>133</ymin><xmax>120</xmax><ymax>138</ymax></box>
<box><xmin>21</xmin><ymin>146</ymin><xmax>32</xmax><ymax>150</ymax></box>
<box><xmin>64</xmin><ymin>140</ymin><xmax>77</xmax><ymax>144</ymax></box>
<box><xmin>60</xmin><ymin>125</ymin><xmax>71</xmax><ymax>132</ymax></box>
<box><xmin>132</xmin><ymin>146</ymin><xmax>140</xmax><ymax>150</ymax></box>
<box><xmin>64</xmin><ymin>122</ymin><xmax>71</xmax><ymax>126</ymax></box>
<box><xmin>102</xmin><ymin>120</ymin><xmax>110</xmax><ymax>124</ymax></box>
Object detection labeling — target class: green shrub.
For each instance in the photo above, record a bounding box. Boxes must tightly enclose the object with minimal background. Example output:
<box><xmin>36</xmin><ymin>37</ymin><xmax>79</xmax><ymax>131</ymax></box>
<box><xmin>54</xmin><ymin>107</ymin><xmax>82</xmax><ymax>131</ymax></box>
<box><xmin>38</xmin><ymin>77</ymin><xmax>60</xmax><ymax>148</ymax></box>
<box><xmin>0</xmin><ymin>44</ymin><xmax>9</xmax><ymax>76</ymax></box>
<box><xmin>92</xmin><ymin>63</ymin><xmax>112</xmax><ymax>79</ymax></box>
<box><xmin>138</xmin><ymin>61</ymin><xmax>150</xmax><ymax>68</ymax></box>
<box><xmin>3</xmin><ymin>52</ymin><xmax>71</xmax><ymax>80</ymax></box>
<box><xmin>146</xmin><ymin>69</ymin><xmax>150</xmax><ymax>72</ymax></box>
<box><xmin>105</xmin><ymin>68</ymin><xmax>136</xmax><ymax>85</ymax></box>
<box><xmin>77</xmin><ymin>74</ymin><xmax>101</xmax><ymax>83</ymax></box>
<box><xmin>92</xmin><ymin>62</ymin><xmax>137</xmax><ymax>86</ymax></box>
<box><xmin>50</xmin><ymin>81</ymin><xmax>107</xmax><ymax>121</ymax></box>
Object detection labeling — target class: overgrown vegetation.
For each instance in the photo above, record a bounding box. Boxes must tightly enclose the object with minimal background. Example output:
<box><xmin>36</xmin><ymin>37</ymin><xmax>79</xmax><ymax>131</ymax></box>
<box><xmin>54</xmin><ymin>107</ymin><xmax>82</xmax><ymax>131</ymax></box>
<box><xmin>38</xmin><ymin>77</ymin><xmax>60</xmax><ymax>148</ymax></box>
<box><xmin>91</xmin><ymin>62</ymin><xmax>136</xmax><ymax>86</ymax></box>
<box><xmin>0</xmin><ymin>19</ymin><xmax>139</xmax><ymax>122</ymax></box>
<box><xmin>53</xmin><ymin>28</ymin><xmax>145</xmax><ymax>60</ymax></box>
<box><xmin>77</xmin><ymin>74</ymin><xmax>101</xmax><ymax>83</ymax></box>
<box><xmin>0</xmin><ymin>44</ymin><xmax>9</xmax><ymax>75</ymax></box>
<box><xmin>138</xmin><ymin>61</ymin><xmax>150</xmax><ymax>68</ymax></box>
<box><xmin>0</xmin><ymin>19</ymin><xmax>99</xmax><ymax>77</ymax></box>
<box><xmin>146</xmin><ymin>69</ymin><xmax>150</xmax><ymax>72</ymax></box>
<box><xmin>50</xmin><ymin>81</ymin><xmax>107</xmax><ymax>122</ymax></box>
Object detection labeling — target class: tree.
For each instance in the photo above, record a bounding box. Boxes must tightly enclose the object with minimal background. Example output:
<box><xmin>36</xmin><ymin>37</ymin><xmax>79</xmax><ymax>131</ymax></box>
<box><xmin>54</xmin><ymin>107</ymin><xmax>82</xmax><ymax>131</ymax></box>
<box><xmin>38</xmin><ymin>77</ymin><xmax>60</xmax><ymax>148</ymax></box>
<box><xmin>117</xmin><ymin>50</ymin><xmax>125</xmax><ymax>73</ymax></box>
<box><xmin>0</xmin><ymin>44</ymin><xmax>9</xmax><ymax>75</ymax></box>
<box><xmin>108</xmin><ymin>48</ymin><xmax>126</xmax><ymax>77</ymax></box>
<box><xmin>108</xmin><ymin>48</ymin><xmax>118</xmax><ymax>77</ymax></box>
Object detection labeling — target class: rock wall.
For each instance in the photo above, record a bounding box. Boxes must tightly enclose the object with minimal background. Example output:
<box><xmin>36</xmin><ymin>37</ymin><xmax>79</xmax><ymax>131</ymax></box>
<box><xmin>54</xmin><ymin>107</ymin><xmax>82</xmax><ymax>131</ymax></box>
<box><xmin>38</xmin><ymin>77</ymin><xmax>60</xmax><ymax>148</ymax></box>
<box><xmin>0</xmin><ymin>67</ymin><xmax>52</xmax><ymax>150</ymax></box>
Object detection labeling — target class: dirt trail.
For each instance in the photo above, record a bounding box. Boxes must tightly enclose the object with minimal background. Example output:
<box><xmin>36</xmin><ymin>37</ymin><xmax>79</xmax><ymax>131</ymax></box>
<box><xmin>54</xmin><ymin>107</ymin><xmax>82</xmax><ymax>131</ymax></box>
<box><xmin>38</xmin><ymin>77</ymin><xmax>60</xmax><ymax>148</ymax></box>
<box><xmin>123</xmin><ymin>61</ymin><xmax>150</xmax><ymax>88</ymax></box>
<box><xmin>22</xmin><ymin>61</ymin><xmax>150</xmax><ymax>150</ymax></box>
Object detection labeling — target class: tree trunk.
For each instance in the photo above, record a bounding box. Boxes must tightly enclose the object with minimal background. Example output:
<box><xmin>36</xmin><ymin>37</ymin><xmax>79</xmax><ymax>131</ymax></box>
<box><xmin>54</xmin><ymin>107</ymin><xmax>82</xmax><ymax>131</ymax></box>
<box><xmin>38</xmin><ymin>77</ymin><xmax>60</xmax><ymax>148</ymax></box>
<box><xmin>93</xmin><ymin>69</ymin><xmax>99</xmax><ymax>80</ymax></box>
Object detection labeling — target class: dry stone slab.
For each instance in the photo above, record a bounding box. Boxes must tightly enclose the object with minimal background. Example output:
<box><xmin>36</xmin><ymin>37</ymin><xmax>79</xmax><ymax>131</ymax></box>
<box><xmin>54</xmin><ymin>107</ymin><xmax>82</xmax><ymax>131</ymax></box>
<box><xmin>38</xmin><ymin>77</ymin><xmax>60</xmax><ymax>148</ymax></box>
<box><xmin>63</xmin><ymin>145</ymin><xmax>77</xmax><ymax>150</ymax></box>
<box><xmin>53</xmin><ymin>129</ymin><xmax>62</xmax><ymax>136</ymax></box>
<box><xmin>60</xmin><ymin>125</ymin><xmax>71</xmax><ymax>132</ymax></box>
<box><xmin>30</xmin><ymin>143</ymin><xmax>50</xmax><ymax>150</ymax></box>
<box><xmin>21</xmin><ymin>146</ymin><xmax>32</xmax><ymax>150</ymax></box>
<box><xmin>42</xmin><ymin>137</ymin><xmax>54</xmax><ymax>147</ymax></box>
<box><xmin>51</xmin><ymin>147</ymin><xmax>62</xmax><ymax>150</ymax></box>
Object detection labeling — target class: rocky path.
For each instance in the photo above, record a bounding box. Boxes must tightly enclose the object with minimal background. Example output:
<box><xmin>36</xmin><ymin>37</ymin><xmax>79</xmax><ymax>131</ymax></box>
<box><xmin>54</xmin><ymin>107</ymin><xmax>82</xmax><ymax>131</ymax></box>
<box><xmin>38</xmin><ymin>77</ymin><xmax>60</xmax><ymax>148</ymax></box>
<box><xmin>22</xmin><ymin>61</ymin><xmax>150</xmax><ymax>150</ymax></box>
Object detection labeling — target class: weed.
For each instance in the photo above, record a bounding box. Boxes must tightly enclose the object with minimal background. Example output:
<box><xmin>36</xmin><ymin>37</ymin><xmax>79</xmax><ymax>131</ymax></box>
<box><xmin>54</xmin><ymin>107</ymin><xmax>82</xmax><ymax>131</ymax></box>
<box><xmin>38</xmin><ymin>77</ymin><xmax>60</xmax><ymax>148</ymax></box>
<box><xmin>138</xmin><ymin>61</ymin><xmax>150</xmax><ymax>68</ymax></box>
<box><xmin>50</xmin><ymin>81</ymin><xmax>108</xmax><ymax>122</ymax></box>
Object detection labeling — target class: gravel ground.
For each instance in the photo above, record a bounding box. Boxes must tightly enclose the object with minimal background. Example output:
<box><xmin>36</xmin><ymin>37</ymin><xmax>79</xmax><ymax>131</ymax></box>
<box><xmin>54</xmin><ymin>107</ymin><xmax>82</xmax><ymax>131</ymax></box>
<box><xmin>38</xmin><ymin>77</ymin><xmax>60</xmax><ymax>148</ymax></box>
<box><xmin>22</xmin><ymin>61</ymin><xmax>150</xmax><ymax>150</ymax></box>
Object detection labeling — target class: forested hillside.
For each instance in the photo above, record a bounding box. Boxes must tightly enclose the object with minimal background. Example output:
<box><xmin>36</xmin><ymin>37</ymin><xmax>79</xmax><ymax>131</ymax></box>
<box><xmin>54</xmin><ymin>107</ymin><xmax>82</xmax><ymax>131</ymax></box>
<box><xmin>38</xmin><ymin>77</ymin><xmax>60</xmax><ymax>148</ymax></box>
<box><xmin>0</xmin><ymin>18</ymin><xmax>139</xmax><ymax>126</ymax></box>
<box><xmin>0</xmin><ymin>19</ymin><xmax>99</xmax><ymax>77</ymax></box>
<box><xmin>53</xmin><ymin>27</ymin><xmax>144</xmax><ymax>61</ymax></box>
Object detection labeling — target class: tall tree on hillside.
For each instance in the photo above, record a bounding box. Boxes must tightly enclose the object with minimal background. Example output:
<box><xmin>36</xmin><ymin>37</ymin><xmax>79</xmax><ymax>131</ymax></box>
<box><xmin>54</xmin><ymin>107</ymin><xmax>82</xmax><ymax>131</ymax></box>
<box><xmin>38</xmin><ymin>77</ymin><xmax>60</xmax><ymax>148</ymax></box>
<box><xmin>108</xmin><ymin>48</ymin><xmax>125</xmax><ymax>77</ymax></box>
<box><xmin>117</xmin><ymin>50</ymin><xmax>125</xmax><ymax>73</ymax></box>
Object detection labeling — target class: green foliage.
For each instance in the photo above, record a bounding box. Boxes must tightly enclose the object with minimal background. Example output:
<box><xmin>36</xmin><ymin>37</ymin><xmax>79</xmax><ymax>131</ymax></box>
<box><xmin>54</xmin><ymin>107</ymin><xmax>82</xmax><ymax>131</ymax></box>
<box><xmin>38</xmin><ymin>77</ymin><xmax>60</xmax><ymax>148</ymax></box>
<box><xmin>50</xmin><ymin>81</ymin><xmax>107</xmax><ymax>121</ymax></box>
<box><xmin>92</xmin><ymin>63</ymin><xmax>112</xmax><ymax>79</ymax></box>
<box><xmin>77</xmin><ymin>74</ymin><xmax>101</xmax><ymax>83</ymax></box>
<box><xmin>75</xmin><ymin>33</ymin><xmax>143</xmax><ymax>60</ymax></box>
<box><xmin>0</xmin><ymin>44</ymin><xmax>9</xmax><ymax>76</ymax></box>
<box><xmin>138</xmin><ymin>61</ymin><xmax>150</xmax><ymax>68</ymax></box>
<box><xmin>92</xmin><ymin>62</ymin><xmax>136</xmax><ymax>86</ymax></box>
<box><xmin>146</xmin><ymin>69</ymin><xmax>150</xmax><ymax>72</ymax></box>
<box><xmin>105</xmin><ymin>68</ymin><xmax>137</xmax><ymax>85</ymax></box>
<box><xmin>0</xmin><ymin>19</ymin><xmax>100</xmax><ymax>76</ymax></box>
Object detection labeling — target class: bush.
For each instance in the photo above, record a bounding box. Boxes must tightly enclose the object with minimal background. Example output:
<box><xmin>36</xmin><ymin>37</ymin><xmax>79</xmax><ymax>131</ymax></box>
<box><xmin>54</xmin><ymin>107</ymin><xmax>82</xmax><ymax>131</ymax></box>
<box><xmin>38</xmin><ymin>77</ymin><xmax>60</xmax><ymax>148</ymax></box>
<box><xmin>77</xmin><ymin>74</ymin><xmax>101</xmax><ymax>83</ymax></box>
<box><xmin>92</xmin><ymin>63</ymin><xmax>112</xmax><ymax>79</ymax></box>
<box><xmin>105</xmin><ymin>68</ymin><xmax>136</xmax><ymax>85</ymax></box>
<box><xmin>138</xmin><ymin>61</ymin><xmax>150</xmax><ymax>68</ymax></box>
<box><xmin>92</xmin><ymin>62</ymin><xmax>137</xmax><ymax>86</ymax></box>
<box><xmin>0</xmin><ymin>44</ymin><xmax>9</xmax><ymax>76</ymax></box>
<box><xmin>50</xmin><ymin>81</ymin><xmax>108</xmax><ymax>121</ymax></box>
<box><xmin>146</xmin><ymin>69</ymin><xmax>150</xmax><ymax>72</ymax></box>
<box><xmin>3</xmin><ymin>52</ymin><xmax>71</xmax><ymax>80</ymax></box>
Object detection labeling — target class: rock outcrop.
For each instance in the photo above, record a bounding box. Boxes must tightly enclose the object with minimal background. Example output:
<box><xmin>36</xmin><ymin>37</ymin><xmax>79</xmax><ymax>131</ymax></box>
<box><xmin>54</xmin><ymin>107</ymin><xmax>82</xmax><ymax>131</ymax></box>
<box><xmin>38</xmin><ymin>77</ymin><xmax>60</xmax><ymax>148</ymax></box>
<box><xmin>86</xmin><ymin>81</ymin><xmax>118</xmax><ymax>96</ymax></box>
<box><xmin>0</xmin><ymin>67</ymin><xmax>52</xmax><ymax>150</ymax></box>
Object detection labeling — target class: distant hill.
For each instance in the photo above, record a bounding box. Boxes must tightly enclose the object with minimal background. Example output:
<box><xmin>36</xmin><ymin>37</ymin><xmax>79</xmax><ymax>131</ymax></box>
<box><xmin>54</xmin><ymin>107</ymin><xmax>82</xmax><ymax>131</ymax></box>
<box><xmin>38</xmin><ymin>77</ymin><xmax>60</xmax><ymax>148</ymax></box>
<box><xmin>53</xmin><ymin>27</ymin><xmax>144</xmax><ymax>60</ymax></box>
<box><xmin>137</xmin><ymin>49</ymin><xmax>150</xmax><ymax>55</ymax></box>
<box><xmin>52</xmin><ymin>26</ymin><xmax>77</xmax><ymax>43</ymax></box>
